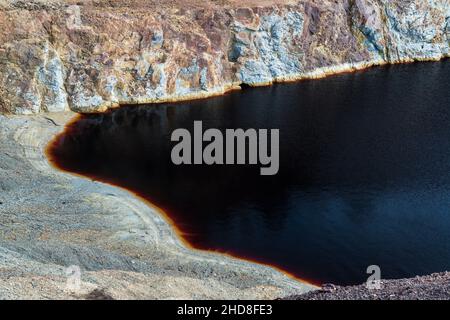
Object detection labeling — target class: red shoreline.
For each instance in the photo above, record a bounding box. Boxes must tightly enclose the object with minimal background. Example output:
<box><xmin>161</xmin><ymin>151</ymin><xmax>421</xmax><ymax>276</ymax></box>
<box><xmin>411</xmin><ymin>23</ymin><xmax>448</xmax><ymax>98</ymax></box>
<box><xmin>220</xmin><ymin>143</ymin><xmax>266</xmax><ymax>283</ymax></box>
<box><xmin>45</xmin><ymin>116</ymin><xmax>320</xmax><ymax>288</ymax></box>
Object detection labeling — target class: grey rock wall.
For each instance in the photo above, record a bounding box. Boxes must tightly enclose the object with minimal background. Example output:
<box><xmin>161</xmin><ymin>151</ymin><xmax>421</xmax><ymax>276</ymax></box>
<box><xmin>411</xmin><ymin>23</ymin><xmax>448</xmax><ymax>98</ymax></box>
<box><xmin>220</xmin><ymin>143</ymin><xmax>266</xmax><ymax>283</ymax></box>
<box><xmin>0</xmin><ymin>0</ymin><xmax>449</xmax><ymax>114</ymax></box>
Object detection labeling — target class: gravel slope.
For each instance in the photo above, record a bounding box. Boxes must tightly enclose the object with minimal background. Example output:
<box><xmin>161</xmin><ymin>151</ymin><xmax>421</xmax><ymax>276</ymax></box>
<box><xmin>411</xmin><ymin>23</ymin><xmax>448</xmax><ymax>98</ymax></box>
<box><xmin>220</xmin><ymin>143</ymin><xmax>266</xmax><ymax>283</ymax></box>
<box><xmin>0</xmin><ymin>113</ymin><xmax>315</xmax><ymax>299</ymax></box>
<box><xmin>284</xmin><ymin>272</ymin><xmax>450</xmax><ymax>300</ymax></box>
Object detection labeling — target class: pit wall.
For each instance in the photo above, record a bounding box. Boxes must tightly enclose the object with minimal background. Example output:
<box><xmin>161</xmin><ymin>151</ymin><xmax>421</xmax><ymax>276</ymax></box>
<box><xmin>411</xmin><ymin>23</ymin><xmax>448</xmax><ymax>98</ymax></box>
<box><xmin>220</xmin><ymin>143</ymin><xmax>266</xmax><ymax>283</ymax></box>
<box><xmin>0</xmin><ymin>0</ymin><xmax>449</xmax><ymax>114</ymax></box>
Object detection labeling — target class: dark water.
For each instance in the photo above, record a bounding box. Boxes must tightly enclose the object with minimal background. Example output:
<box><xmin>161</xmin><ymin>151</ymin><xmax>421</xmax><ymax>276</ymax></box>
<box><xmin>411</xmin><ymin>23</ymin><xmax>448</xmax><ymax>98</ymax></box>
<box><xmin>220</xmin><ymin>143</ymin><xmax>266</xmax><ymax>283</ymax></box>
<box><xmin>47</xmin><ymin>61</ymin><xmax>450</xmax><ymax>285</ymax></box>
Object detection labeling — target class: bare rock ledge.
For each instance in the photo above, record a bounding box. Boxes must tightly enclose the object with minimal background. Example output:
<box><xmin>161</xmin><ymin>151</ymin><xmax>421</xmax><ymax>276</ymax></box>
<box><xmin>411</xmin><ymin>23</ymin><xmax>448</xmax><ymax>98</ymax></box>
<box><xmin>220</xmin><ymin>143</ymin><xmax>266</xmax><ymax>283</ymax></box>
<box><xmin>0</xmin><ymin>0</ymin><xmax>449</xmax><ymax>114</ymax></box>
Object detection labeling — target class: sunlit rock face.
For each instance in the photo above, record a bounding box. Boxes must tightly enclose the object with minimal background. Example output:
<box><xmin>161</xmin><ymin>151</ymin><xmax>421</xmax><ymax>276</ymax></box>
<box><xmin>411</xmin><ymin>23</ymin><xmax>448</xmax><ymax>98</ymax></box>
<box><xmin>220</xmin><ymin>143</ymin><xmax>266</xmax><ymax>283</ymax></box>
<box><xmin>0</xmin><ymin>0</ymin><xmax>449</xmax><ymax>114</ymax></box>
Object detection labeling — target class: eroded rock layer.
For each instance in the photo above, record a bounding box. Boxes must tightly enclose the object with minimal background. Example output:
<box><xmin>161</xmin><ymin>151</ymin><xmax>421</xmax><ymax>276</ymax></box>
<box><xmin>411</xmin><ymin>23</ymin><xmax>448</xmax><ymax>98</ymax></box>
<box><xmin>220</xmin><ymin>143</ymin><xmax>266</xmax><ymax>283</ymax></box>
<box><xmin>0</xmin><ymin>0</ymin><xmax>449</xmax><ymax>114</ymax></box>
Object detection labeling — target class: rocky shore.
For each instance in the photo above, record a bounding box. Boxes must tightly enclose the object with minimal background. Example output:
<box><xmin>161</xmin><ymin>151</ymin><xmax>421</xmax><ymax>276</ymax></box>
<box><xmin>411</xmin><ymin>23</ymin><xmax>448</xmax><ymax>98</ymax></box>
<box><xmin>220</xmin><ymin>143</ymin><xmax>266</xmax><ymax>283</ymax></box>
<box><xmin>0</xmin><ymin>112</ymin><xmax>315</xmax><ymax>299</ymax></box>
<box><xmin>283</xmin><ymin>272</ymin><xmax>450</xmax><ymax>300</ymax></box>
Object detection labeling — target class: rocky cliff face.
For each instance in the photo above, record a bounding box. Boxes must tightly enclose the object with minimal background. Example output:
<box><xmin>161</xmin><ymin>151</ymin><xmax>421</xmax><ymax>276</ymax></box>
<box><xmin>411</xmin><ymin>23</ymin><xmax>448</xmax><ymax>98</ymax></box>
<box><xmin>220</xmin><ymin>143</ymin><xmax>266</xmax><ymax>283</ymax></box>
<box><xmin>0</xmin><ymin>0</ymin><xmax>449</xmax><ymax>114</ymax></box>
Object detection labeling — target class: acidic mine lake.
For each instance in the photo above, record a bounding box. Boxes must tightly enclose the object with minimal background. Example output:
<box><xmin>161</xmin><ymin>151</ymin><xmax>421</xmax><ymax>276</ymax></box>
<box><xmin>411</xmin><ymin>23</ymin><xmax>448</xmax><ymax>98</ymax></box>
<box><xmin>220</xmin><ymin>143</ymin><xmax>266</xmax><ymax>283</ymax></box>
<box><xmin>47</xmin><ymin>60</ymin><xmax>450</xmax><ymax>285</ymax></box>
